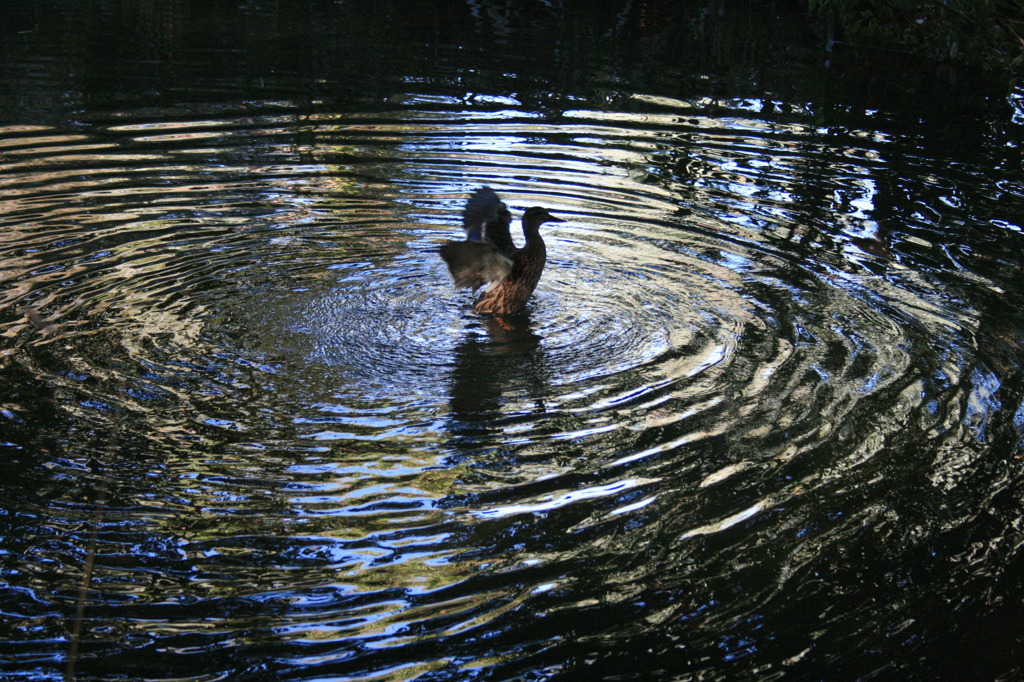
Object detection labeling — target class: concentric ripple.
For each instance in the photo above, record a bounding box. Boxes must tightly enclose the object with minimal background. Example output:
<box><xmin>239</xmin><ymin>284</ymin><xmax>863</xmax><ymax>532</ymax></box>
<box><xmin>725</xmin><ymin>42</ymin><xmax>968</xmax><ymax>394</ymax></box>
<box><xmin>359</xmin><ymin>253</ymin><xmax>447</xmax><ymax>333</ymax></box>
<box><xmin>1</xmin><ymin>90</ymin><xmax>1022</xmax><ymax>681</ymax></box>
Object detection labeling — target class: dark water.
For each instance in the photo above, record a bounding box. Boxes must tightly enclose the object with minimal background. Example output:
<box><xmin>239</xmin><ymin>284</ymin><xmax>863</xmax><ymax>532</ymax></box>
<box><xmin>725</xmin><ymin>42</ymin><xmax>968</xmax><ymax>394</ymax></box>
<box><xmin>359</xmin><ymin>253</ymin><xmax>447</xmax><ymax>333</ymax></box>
<box><xmin>2</xmin><ymin>1</ymin><xmax>1024</xmax><ymax>680</ymax></box>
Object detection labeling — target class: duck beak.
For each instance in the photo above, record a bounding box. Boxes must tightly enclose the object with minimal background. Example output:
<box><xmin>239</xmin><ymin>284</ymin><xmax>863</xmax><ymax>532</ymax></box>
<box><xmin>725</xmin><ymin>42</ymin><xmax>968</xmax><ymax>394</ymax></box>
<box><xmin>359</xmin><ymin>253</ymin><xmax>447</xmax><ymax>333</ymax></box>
<box><xmin>544</xmin><ymin>212</ymin><xmax>565</xmax><ymax>224</ymax></box>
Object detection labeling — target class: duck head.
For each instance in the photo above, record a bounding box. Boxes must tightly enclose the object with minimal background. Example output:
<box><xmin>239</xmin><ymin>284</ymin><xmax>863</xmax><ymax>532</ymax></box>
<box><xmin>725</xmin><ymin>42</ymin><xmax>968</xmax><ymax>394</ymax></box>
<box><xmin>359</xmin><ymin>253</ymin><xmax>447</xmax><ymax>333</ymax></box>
<box><xmin>521</xmin><ymin>206</ymin><xmax>565</xmax><ymax>233</ymax></box>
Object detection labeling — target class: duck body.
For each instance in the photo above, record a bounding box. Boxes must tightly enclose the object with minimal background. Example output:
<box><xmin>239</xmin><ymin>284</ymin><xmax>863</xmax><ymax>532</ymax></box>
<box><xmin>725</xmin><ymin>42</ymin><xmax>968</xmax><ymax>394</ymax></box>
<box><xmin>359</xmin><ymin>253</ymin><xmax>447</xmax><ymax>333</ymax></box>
<box><xmin>439</xmin><ymin>187</ymin><xmax>563</xmax><ymax>315</ymax></box>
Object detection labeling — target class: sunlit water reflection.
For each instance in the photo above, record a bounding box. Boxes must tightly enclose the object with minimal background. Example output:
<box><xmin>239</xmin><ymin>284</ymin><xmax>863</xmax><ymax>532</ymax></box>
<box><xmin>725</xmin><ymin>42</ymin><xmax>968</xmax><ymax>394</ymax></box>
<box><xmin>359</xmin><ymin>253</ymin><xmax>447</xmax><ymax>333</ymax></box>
<box><xmin>3</xmin><ymin>14</ymin><xmax>1024</xmax><ymax>681</ymax></box>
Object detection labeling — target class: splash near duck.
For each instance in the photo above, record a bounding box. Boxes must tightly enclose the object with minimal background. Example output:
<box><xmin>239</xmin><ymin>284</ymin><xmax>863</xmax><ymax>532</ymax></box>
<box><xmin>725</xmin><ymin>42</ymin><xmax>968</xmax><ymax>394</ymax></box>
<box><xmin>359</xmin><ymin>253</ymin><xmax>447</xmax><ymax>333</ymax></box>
<box><xmin>439</xmin><ymin>187</ymin><xmax>564</xmax><ymax>315</ymax></box>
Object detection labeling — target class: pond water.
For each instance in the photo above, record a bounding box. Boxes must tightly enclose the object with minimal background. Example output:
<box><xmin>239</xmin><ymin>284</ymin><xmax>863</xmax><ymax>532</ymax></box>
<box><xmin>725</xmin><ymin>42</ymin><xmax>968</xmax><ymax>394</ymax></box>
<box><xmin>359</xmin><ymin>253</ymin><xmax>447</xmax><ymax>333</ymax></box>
<box><xmin>2</xmin><ymin>2</ymin><xmax>1024</xmax><ymax>680</ymax></box>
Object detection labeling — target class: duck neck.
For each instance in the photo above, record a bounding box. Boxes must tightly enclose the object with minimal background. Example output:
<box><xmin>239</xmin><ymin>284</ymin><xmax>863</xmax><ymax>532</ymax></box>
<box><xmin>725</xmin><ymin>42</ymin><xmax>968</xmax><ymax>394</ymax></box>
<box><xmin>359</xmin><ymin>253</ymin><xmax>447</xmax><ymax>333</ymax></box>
<box><xmin>521</xmin><ymin>218</ymin><xmax>544</xmax><ymax>248</ymax></box>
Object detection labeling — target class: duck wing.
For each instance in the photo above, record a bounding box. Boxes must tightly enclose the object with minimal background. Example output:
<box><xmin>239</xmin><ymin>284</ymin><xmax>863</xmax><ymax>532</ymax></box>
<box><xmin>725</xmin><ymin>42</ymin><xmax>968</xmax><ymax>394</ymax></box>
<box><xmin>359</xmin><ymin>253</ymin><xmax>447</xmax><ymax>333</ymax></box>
<box><xmin>439</xmin><ymin>240</ymin><xmax>513</xmax><ymax>292</ymax></box>
<box><xmin>461</xmin><ymin>187</ymin><xmax>515</xmax><ymax>258</ymax></box>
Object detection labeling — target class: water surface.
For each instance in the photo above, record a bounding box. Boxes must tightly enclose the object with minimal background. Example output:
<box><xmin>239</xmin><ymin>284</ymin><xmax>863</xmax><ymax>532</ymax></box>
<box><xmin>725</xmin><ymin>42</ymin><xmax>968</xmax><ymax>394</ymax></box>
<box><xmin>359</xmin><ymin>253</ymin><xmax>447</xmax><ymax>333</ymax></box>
<box><xmin>2</xmin><ymin>2</ymin><xmax>1024</xmax><ymax>680</ymax></box>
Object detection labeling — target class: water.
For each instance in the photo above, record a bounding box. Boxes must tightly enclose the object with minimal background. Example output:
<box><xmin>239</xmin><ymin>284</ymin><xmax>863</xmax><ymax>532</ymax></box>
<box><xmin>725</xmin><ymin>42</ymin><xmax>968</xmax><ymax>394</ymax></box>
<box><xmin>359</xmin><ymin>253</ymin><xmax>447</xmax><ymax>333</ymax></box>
<box><xmin>2</xmin><ymin>2</ymin><xmax>1024</xmax><ymax>680</ymax></box>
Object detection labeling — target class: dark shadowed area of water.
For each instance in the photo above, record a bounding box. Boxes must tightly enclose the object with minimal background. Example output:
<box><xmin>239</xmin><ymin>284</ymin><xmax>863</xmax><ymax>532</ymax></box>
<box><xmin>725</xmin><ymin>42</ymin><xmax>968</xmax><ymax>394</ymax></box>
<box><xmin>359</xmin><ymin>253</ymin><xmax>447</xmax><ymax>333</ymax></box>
<box><xmin>2</xmin><ymin>1</ymin><xmax>1024</xmax><ymax>679</ymax></box>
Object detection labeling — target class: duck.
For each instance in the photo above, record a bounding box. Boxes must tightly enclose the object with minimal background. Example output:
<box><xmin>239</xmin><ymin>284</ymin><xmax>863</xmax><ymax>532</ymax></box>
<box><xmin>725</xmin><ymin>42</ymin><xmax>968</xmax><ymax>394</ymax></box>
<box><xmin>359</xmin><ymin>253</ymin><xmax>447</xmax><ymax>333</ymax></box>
<box><xmin>439</xmin><ymin>187</ymin><xmax>564</xmax><ymax>315</ymax></box>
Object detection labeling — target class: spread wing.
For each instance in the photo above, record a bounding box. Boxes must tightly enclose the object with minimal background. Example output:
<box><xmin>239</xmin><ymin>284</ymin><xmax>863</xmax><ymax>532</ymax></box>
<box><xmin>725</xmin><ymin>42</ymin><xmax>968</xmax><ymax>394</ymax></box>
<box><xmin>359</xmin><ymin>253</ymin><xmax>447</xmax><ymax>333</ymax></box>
<box><xmin>461</xmin><ymin>187</ymin><xmax>515</xmax><ymax>258</ymax></box>
<box><xmin>439</xmin><ymin>241</ymin><xmax>512</xmax><ymax>292</ymax></box>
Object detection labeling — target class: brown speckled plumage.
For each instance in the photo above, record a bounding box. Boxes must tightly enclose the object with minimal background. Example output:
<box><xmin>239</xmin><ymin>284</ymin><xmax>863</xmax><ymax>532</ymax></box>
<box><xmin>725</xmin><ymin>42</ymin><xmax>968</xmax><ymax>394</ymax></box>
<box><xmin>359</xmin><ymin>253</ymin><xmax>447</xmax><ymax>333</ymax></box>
<box><xmin>439</xmin><ymin>188</ymin><xmax>563</xmax><ymax>315</ymax></box>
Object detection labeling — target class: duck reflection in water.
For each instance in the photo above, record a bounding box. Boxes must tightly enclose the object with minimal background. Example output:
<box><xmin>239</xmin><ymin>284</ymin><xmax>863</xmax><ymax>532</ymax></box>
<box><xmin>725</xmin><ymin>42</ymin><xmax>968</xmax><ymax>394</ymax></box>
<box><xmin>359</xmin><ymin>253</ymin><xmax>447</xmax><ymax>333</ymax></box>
<box><xmin>447</xmin><ymin>312</ymin><xmax>549</xmax><ymax>435</ymax></box>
